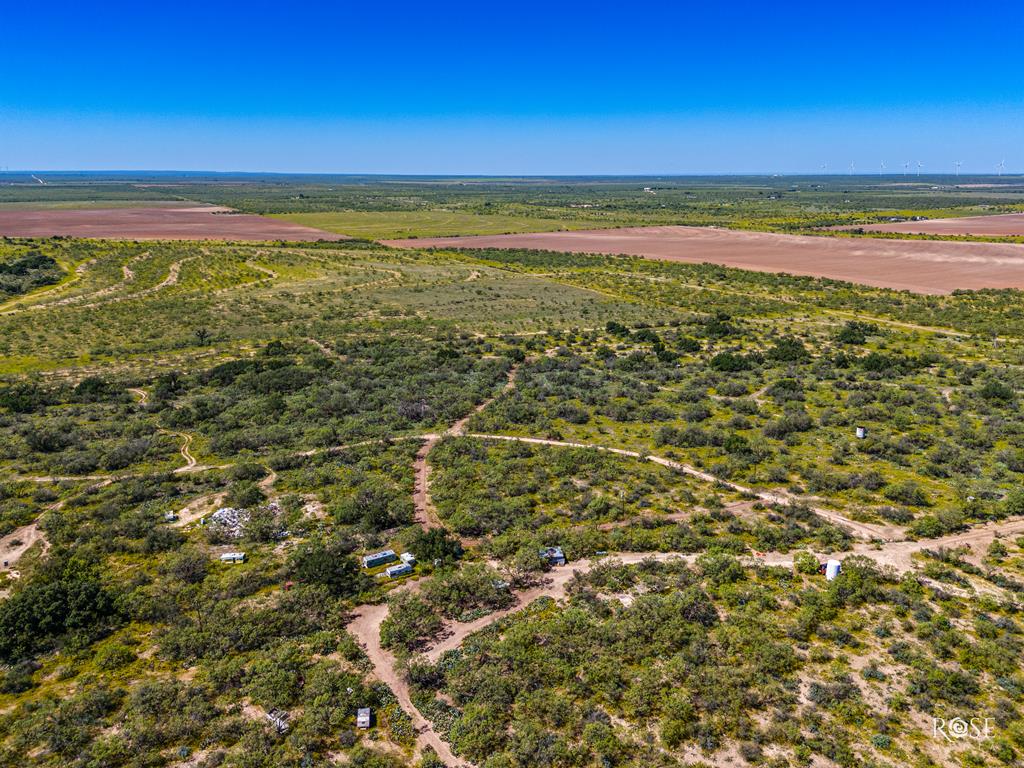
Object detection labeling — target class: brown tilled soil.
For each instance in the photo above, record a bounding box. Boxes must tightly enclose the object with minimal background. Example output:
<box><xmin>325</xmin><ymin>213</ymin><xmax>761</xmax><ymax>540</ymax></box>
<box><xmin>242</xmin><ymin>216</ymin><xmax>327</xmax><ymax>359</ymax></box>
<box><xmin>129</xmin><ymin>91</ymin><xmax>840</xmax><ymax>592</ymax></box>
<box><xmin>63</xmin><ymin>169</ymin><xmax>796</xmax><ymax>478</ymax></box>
<box><xmin>853</xmin><ymin>213</ymin><xmax>1024</xmax><ymax>237</ymax></box>
<box><xmin>384</xmin><ymin>225</ymin><xmax>1024</xmax><ymax>294</ymax></box>
<box><xmin>0</xmin><ymin>206</ymin><xmax>347</xmax><ymax>241</ymax></box>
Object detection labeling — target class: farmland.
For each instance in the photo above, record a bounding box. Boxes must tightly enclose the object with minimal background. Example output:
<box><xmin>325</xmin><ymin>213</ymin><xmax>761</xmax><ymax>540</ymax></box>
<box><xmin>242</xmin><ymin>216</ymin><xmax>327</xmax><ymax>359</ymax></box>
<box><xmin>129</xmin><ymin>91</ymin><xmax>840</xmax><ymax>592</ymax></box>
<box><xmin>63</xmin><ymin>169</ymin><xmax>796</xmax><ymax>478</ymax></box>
<box><xmin>0</xmin><ymin>206</ymin><xmax>346</xmax><ymax>242</ymax></box>
<box><xmin>6</xmin><ymin>173</ymin><xmax>1024</xmax><ymax>235</ymax></box>
<box><xmin>385</xmin><ymin>225</ymin><xmax>1024</xmax><ymax>294</ymax></box>
<box><xmin>270</xmin><ymin>211</ymin><xmax>583</xmax><ymax>240</ymax></box>
<box><xmin>852</xmin><ymin>212</ymin><xmax>1024</xmax><ymax>237</ymax></box>
<box><xmin>4</xmin><ymin>177</ymin><xmax>1024</xmax><ymax>767</ymax></box>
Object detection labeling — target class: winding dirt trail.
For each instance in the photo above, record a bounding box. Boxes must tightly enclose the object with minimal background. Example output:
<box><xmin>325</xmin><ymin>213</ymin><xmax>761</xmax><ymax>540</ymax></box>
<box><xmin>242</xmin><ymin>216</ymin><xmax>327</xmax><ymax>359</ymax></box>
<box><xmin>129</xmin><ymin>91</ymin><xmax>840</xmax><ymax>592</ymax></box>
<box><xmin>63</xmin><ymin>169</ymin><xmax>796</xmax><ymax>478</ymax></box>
<box><xmin>258</xmin><ymin>467</ymin><xmax>278</xmax><ymax>498</ymax></box>
<box><xmin>467</xmin><ymin>433</ymin><xmax>899</xmax><ymax>542</ymax></box>
<box><xmin>412</xmin><ymin>438</ymin><xmax>443</xmax><ymax>530</ymax></box>
<box><xmin>415</xmin><ymin>516</ymin><xmax>1024</xmax><ymax>666</ymax></box>
<box><xmin>348</xmin><ymin>514</ymin><xmax>1024</xmax><ymax>767</ymax></box>
<box><xmin>348</xmin><ymin>601</ymin><xmax>471</xmax><ymax>767</ymax></box>
<box><xmin>413</xmin><ymin>364</ymin><xmax>521</xmax><ymax>532</ymax></box>
<box><xmin>160</xmin><ymin>430</ymin><xmax>197</xmax><ymax>470</ymax></box>
<box><xmin>9</xmin><ymin>426</ymin><xmax>902</xmax><ymax>544</ymax></box>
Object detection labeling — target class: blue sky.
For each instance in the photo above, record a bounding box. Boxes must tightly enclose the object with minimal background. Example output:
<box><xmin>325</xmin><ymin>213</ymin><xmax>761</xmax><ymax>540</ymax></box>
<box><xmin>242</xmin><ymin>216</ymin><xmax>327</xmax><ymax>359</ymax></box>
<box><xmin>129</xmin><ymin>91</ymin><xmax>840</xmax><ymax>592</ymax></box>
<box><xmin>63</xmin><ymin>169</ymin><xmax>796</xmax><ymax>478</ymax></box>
<box><xmin>2</xmin><ymin>1</ymin><xmax>1022</xmax><ymax>174</ymax></box>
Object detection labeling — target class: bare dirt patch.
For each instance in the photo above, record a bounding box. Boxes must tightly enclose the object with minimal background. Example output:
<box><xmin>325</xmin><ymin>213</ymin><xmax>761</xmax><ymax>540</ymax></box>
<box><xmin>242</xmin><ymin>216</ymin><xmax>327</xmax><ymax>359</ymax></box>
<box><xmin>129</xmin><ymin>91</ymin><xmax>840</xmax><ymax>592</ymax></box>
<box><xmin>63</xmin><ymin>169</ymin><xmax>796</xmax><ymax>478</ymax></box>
<box><xmin>0</xmin><ymin>206</ymin><xmax>348</xmax><ymax>242</ymax></box>
<box><xmin>0</xmin><ymin>521</ymin><xmax>49</xmax><ymax>575</ymax></box>
<box><xmin>852</xmin><ymin>213</ymin><xmax>1024</xmax><ymax>237</ymax></box>
<box><xmin>384</xmin><ymin>225</ymin><xmax>1024</xmax><ymax>294</ymax></box>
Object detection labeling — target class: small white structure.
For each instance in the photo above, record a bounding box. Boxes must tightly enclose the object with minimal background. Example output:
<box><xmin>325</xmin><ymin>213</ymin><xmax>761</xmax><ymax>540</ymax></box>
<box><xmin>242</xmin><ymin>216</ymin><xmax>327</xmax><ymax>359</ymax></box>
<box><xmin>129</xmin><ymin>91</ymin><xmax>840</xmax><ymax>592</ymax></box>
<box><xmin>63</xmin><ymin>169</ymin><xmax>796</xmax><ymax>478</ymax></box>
<box><xmin>540</xmin><ymin>546</ymin><xmax>567</xmax><ymax>566</ymax></box>
<box><xmin>356</xmin><ymin>708</ymin><xmax>372</xmax><ymax>729</ymax></box>
<box><xmin>266</xmin><ymin>708</ymin><xmax>289</xmax><ymax>733</ymax></box>
<box><xmin>399</xmin><ymin>552</ymin><xmax>416</xmax><ymax>566</ymax></box>
<box><xmin>855</xmin><ymin>426</ymin><xmax>867</xmax><ymax>439</ymax></box>
<box><xmin>220</xmin><ymin>552</ymin><xmax>246</xmax><ymax>564</ymax></box>
<box><xmin>385</xmin><ymin>563</ymin><xmax>413</xmax><ymax>579</ymax></box>
<box><xmin>825</xmin><ymin>559</ymin><xmax>842</xmax><ymax>581</ymax></box>
<box><xmin>164</xmin><ymin>511</ymin><xmax>178</xmax><ymax>523</ymax></box>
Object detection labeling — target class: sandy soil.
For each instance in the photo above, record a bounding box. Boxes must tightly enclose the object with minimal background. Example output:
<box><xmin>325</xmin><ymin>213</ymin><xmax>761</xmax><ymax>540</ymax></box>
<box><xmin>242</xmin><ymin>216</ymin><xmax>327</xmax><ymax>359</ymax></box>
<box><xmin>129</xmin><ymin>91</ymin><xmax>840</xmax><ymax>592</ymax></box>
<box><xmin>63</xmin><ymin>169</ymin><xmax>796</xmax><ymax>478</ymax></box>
<box><xmin>0</xmin><ymin>206</ymin><xmax>348</xmax><ymax>242</ymax></box>
<box><xmin>170</xmin><ymin>490</ymin><xmax>227</xmax><ymax>528</ymax></box>
<box><xmin>412</xmin><ymin>436</ymin><xmax>443</xmax><ymax>530</ymax></box>
<box><xmin>383</xmin><ymin>225</ymin><xmax>1024</xmax><ymax>294</ymax></box>
<box><xmin>854</xmin><ymin>213</ymin><xmax>1024</xmax><ymax>237</ymax></box>
<box><xmin>0</xmin><ymin>521</ymin><xmax>49</xmax><ymax>573</ymax></box>
<box><xmin>348</xmin><ymin>601</ymin><xmax>470</xmax><ymax>767</ymax></box>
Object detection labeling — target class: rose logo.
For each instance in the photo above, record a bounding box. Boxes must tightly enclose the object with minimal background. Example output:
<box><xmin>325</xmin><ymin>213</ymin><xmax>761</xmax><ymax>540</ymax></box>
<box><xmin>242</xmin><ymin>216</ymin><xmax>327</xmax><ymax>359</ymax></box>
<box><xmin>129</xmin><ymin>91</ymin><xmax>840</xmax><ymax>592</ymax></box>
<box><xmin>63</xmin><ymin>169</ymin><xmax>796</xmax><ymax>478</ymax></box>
<box><xmin>948</xmin><ymin>718</ymin><xmax>970</xmax><ymax>739</ymax></box>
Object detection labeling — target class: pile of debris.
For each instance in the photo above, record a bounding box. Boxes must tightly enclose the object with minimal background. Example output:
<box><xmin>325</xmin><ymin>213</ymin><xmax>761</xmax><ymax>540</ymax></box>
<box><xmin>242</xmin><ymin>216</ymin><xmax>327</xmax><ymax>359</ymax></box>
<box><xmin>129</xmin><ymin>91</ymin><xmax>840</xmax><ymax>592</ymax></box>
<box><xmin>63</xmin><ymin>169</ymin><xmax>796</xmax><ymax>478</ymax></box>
<box><xmin>207</xmin><ymin>507</ymin><xmax>250</xmax><ymax>539</ymax></box>
<box><xmin>206</xmin><ymin>502</ymin><xmax>285</xmax><ymax>543</ymax></box>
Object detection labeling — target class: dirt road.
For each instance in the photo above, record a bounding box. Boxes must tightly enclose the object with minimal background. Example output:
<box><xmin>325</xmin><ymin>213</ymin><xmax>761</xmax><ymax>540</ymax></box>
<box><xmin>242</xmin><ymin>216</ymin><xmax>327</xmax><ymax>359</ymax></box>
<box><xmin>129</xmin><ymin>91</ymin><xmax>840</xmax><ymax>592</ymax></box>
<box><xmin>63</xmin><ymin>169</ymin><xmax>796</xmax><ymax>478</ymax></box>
<box><xmin>467</xmin><ymin>433</ymin><xmax>899</xmax><ymax>541</ymax></box>
<box><xmin>161</xmin><ymin>430</ymin><xmax>197</xmax><ymax>470</ymax></box>
<box><xmin>413</xmin><ymin>363</ymin><xmax>520</xmax><ymax>532</ymax></box>
<box><xmin>348</xmin><ymin>514</ymin><xmax>1024</xmax><ymax>767</ymax></box>
<box><xmin>348</xmin><ymin>601</ymin><xmax>471</xmax><ymax>767</ymax></box>
<box><xmin>170</xmin><ymin>489</ymin><xmax>227</xmax><ymax>528</ymax></box>
<box><xmin>0</xmin><ymin>521</ymin><xmax>49</xmax><ymax>574</ymax></box>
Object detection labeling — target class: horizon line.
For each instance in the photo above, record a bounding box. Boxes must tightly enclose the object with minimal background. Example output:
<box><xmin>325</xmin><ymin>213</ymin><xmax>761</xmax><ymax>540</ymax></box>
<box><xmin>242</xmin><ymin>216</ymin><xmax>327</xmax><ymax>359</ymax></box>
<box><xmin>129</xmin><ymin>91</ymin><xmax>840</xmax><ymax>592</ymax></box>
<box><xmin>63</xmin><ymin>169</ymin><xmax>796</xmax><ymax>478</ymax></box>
<box><xmin>1</xmin><ymin>170</ymin><xmax>1022</xmax><ymax>179</ymax></box>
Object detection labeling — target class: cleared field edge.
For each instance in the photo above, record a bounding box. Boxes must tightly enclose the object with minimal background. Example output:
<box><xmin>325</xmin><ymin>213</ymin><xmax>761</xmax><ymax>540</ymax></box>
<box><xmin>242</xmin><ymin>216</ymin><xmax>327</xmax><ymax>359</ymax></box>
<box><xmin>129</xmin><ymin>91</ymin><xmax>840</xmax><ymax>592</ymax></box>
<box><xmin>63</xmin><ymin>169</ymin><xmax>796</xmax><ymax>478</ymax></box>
<box><xmin>383</xmin><ymin>225</ymin><xmax>1024</xmax><ymax>294</ymax></box>
<box><xmin>269</xmin><ymin>210</ymin><xmax>589</xmax><ymax>239</ymax></box>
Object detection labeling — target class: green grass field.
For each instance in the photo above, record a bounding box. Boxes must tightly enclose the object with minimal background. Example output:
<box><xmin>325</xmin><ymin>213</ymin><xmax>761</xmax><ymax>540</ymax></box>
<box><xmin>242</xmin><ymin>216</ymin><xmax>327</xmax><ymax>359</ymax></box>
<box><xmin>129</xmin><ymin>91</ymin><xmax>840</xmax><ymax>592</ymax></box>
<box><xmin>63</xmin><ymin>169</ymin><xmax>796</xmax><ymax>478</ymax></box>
<box><xmin>271</xmin><ymin>210</ymin><xmax>591</xmax><ymax>239</ymax></box>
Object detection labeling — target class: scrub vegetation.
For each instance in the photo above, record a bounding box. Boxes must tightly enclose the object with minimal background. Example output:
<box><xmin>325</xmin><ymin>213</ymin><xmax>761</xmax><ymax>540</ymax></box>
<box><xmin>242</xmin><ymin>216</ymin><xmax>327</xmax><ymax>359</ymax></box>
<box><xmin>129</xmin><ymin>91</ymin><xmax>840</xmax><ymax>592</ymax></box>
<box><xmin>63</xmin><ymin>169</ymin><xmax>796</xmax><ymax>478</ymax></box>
<box><xmin>3</xmin><ymin>177</ymin><xmax>1024</xmax><ymax>767</ymax></box>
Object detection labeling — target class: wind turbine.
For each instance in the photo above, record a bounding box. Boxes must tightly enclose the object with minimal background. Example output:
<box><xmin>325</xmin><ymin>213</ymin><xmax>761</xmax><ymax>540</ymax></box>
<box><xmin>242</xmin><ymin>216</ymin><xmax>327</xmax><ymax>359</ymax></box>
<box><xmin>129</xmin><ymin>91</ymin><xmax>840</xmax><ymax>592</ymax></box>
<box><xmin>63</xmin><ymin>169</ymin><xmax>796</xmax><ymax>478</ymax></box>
<box><xmin>880</xmin><ymin>161</ymin><xmax>886</xmax><ymax>176</ymax></box>
<box><xmin>998</xmin><ymin>159</ymin><xmax>1006</xmax><ymax>176</ymax></box>
<box><xmin>903</xmin><ymin>161</ymin><xmax>910</xmax><ymax>176</ymax></box>
<box><xmin>850</xmin><ymin>161</ymin><xmax>855</xmax><ymax>176</ymax></box>
<box><xmin>821</xmin><ymin>162</ymin><xmax>828</xmax><ymax>175</ymax></box>
<box><xmin>917</xmin><ymin>161</ymin><xmax>923</xmax><ymax>177</ymax></box>
<box><xmin>955</xmin><ymin>160</ymin><xmax>962</xmax><ymax>177</ymax></box>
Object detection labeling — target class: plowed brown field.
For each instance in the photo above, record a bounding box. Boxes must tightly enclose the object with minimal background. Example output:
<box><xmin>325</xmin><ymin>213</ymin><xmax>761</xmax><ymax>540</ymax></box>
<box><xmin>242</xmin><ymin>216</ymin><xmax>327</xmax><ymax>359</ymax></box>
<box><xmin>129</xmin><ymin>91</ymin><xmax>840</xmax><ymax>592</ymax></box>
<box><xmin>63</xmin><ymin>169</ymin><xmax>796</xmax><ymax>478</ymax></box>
<box><xmin>853</xmin><ymin>212</ymin><xmax>1024</xmax><ymax>236</ymax></box>
<box><xmin>384</xmin><ymin>225</ymin><xmax>1024</xmax><ymax>293</ymax></box>
<box><xmin>0</xmin><ymin>206</ymin><xmax>347</xmax><ymax>241</ymax></box>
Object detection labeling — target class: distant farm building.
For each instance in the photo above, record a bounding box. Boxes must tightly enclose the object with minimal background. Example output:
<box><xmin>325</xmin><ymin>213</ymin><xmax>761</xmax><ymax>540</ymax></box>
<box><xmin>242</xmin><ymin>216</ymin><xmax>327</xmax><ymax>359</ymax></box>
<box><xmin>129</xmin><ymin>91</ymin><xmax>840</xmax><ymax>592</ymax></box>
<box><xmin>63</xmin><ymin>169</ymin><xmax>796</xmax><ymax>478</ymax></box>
<box><xmin>362</xmin><ymin>549</ymin><xmax>398</xmax><ymax>569</ymax></box>
<box><xmin>399</xmin><ymin>552</ymin><xmax>417</xmax><ymax>566</ymax></box>
<box><xmin>356</xmin><ymin>708</ymin><xmax>372</xmax><ymax>729</ymax></box>
<box><xmin>855</xmin><ymin>426</ymin><xmax>867</xmax><ymax>439</ymax></box>
<box><xmin>220</xmin><ymin>552</ymin><xmax>246</xmax><ymax>564</ymax></box>
<box><xmin>540</xmin><ymin>546</ymin><xmax>566</xmax><ymax>566</ymax></box>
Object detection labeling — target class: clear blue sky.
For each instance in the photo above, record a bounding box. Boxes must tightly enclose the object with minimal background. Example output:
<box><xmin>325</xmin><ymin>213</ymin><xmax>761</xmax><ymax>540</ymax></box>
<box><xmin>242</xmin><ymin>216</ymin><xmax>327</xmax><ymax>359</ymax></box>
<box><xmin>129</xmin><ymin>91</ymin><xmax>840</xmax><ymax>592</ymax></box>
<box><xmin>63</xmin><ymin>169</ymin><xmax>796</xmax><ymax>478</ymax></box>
<box><xmin>2</xmin><ymin>1</ymin><xmax>1022</xmax><ymax>174</ymax></box>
